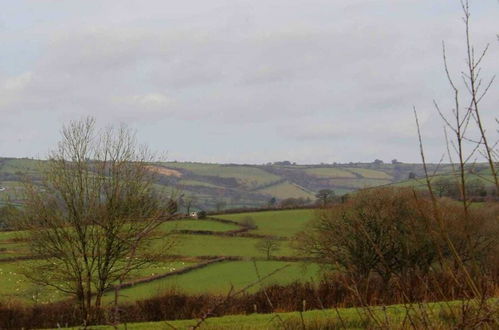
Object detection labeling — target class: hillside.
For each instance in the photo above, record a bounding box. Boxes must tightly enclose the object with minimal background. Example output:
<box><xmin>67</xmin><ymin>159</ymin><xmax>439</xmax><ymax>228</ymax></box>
<box><xmin>0</xmin><ymin>157</ymin><xmax>493</xmax><ymax>211</ymax></box>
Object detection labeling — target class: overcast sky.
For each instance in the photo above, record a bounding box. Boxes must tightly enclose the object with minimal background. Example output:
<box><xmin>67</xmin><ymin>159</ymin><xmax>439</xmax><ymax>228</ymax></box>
<box><xmin>0</xmin><ymin>0</ymin><xmax>497</xmax><ymax>164</ymax></box>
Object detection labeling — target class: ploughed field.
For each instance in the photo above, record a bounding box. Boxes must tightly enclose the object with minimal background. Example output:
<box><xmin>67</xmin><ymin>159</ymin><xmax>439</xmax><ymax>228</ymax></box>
<box><xmin>0</xmin><ymin>209</ymin><xmax>318</xmax><ymax>305</ymax></box>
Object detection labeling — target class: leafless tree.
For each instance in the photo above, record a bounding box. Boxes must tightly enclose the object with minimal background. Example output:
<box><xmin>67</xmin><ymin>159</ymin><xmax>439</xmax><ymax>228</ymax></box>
<box><xmin>255</xmin><ymin>237</ymin><xmax>281</xmax><ymax>260</ymax></box>
<box><xmin>21</xmin><ymin>117</ymin><xmax>175</xmax><ymax>325</ymax></box>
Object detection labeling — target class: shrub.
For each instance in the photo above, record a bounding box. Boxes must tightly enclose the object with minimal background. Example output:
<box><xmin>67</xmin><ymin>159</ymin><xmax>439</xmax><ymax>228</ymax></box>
<box><xmin>295</xmin><ymin>187</ymin><xmax>499</xmax><ymax>283</ymax></box>
<box><xmin>240</xmin><ymin>216</ymin><xmax>257</xmax><ymax>229</ymax></box>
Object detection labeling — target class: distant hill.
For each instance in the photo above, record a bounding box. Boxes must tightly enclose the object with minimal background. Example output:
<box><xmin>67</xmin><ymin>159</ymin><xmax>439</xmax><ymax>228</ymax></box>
<box><xmin>0</xmin><ymin>157</ymin><xmax>494</xmax><ymax>210</ymax></box>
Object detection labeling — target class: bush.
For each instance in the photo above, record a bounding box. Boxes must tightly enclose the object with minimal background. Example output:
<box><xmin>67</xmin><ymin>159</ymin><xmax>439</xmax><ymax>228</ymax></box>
<box><xmin>240</xmin><ymin>216</ymin><xmax>257</xmax><ymax>229</ymax></box>
<box><xmin>295</xmin><ymin>187</ymin><xmax>499</xmax><ymax>283</ymax></box>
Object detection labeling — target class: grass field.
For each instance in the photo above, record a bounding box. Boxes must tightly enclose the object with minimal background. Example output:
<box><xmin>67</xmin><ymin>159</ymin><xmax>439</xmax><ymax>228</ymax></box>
<box><xmin>177</xmin><ymin>179</ymin><xmax>222</xmax><ymax>188</ymax></box>
<box><xmin>217</xmin><ymin>209</ymin><xmax>315</xmax><ymax>237</ymax></box>
<box><xmin>104</xmin><ymin>260</ymin><xmax>320</xmax><ymax>303</ymax></box>
<box><xmin>0</xmin><ymin>158</ymin><xmax>40</xmax><ymax>175</ymax></box>
<box><xmin>303</xmin><ymin>167</ymin><xmax>356</xmax><ymax>178</ymax></box>
<box><xmin>168</xmin><ymin>234</ymin><xmax>294</xmax><ymax>258</ymax></box>
<box><xmin>0</xmin><ymin>209</ymin><xmax>319</xmax><ymax>306</ymax></box>
<box><xmin>0</xmin><ymin>180</ymin><xmax>26</xmax><ymax>202</ymax></box>
<box><xmin>157</xmin><ymin>219</ymin><xmax>239</xmax><ymax>233</ymax></box>
<box><xmin>0</xmin><ymin>260</ymin><xmax>196</xmax><ymax>304</ymax></box>
<box><xmin>166</xmin><ymin>163</ymin><xmax>280</xmax><ymax>188</ymax></box>
<box><xmin>329</xmin><ymin>178</ymin><xmax>392</xmax><ymax>189</ymax></box>
<box><xmin>86</xmin><ymin>300</ymin><xmax>481</xmax><ymax>329</ymax></box>
<box><xmin>392</xmin><ymin>172</ymin><xmax>497</xmax><ymax>190</ymax></box>
<box><xmin>256</xmin><ymin>182</ymin><xmax>315</xmax><ymax>200</ymax></box>
<box><xmin>346</xmin><ymin>167</ymin><xmax>392</xmax><ymax>179</ymax></box>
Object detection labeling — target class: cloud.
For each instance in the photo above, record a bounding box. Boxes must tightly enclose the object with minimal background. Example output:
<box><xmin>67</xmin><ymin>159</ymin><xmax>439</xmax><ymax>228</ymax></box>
<box><xmin>0</xmin><ymin>0</ymin><xmax>497</xmax><ymax>162</ymax></box>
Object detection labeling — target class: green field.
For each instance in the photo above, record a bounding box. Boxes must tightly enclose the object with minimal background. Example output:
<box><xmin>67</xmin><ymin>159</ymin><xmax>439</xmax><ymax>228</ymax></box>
<box><xmin>105</xmin><ymin>261</ymin><xmax>320</xmax><ymax>303</ymax></box>
<box><xmin>0</xmin><ymin>158</ymin><xmax>41</xmax><ymax>175</ymax></box>
<box><xmin>168</xmin><ymin>234</ymin><xmax>294</xmax><ymax>258</ymax></box>
<box><xmin>329</xmin><ymin>178</ymin><xmax>392</xmax><ymax>188</ymax></box>
<box><xmin>4</xmin><ymin>157</ymin><xmax>484</xmax><ymax>210</ymax></box>
<box><xmin>217</xmin><ymin>209</ymin><xmax>315</xmax><ymax>237</ymax></box>
<box><xmin>346</xmin><ymin>167</ymin><xmax>392</xmax><ymax>179</ymax></box>
<box><xmin>392</xmin><ymin>172</ymin><xmax>497</xmax><ymax>190</ymax></box>
<box><xmin>87</xmin><ymin>300</ymin><xmax>481</xmax><ymax>329</ymax></box>
<box><xmin>0</xmin><ymin>260</ymin><xmax>196</xmax><ymax>304</ymax></box>
<box><xmin>158</xmin><ymin>219</ymin><xmax>239</xmax><ymax>233</ymax></box>
<box><xmin>166</xmin><ymin>163</ymin><xmax>281</xmax><ymax>188</ymax></box>
<box><xmin>256</xmin><ymin>182</ymin><xmax>315</xmax><ymax>200</ymax></box>
<box><xmin>0</xmin><ymin>209</ymin><xmax>319</xmax><ymax>305</ymax></box>
<box><xmin>304</xmin><ymin>167</ymin><xmax>356</xmax><ymax>178</ymax></box>
<box><xmin>177</xmin><ymin>179</ymin><xmax>222</xmax><ymax>188</ymax></box>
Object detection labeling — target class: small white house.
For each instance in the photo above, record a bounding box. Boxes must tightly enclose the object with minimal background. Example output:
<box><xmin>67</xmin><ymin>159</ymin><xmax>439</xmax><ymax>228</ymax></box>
<box><xmin>0</xmin><ymin>186</ymin><xmax>6</xmax><ymax>192</ymax></box>
<box><xmin>189</xmin><ymin>211</ymin><xmax>199</xmax><ymax>219</ymax></box>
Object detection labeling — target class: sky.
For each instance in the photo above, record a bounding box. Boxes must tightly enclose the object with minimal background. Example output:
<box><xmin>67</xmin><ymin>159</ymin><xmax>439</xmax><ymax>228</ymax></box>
<box><xmin>0</xmin><ymin>0</ymin><xmax>498</xmax><ymax>164</ymax></box>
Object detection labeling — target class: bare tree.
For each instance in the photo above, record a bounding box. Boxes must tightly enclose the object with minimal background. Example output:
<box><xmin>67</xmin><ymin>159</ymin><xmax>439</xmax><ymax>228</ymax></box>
<box><xmin>433</xmin><ymin>0</ymin><xmax>498</xmax><ymax>198</ymax></box>
<box><xmin>21</xmin><ymin>117</ymin><xmax>175</xmax><ymax>325</ymax></box>
<box><xmin>255</xmin><ymin>237</ymin><xmax>281</xmax><ymax>260</ymax></box>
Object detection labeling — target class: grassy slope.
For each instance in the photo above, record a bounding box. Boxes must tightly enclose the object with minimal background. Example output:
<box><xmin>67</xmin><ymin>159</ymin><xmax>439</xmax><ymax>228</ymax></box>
<box><xmin>328</xmin><ymin>178</ymin><xmax>392</xmax><ymax>189</ymax></box>
<box><xmin>304</xmin><ymin>167</ymin><xmax>356</xmax><ymax>178</ymax></box>
<box><xmin>391</xmin><ymin>172</ymin><xmax>497</xmax><ymax>189</ymax></box>
<box><xmin>256</xmin><ymin>182</ymin><xmax>315</xmax><ymax>200</ymax></box>
<box><xmin>166</xmin><ymin>163</ymin><xmax>281</xmax><ymax>188</ymax></box>
<box><xmin>346</xmin><ymin>167</ymin><xmax>392</xmax><ymax>179</ymax></box>
<box><xmin>4</xmin><ymin>157</ymin><xmax>480</xmax><ymax>208</ymax></box>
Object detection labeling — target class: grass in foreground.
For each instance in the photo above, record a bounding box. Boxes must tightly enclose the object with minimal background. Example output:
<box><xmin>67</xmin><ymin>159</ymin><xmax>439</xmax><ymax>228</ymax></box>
<box><xmin>85</xmin><ymin>300</ymin><xmax>498</xmax><ymax>329</ymax></box>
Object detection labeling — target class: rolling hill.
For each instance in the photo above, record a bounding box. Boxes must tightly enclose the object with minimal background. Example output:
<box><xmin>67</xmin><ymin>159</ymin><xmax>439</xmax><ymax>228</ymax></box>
<box><xmin>0</xmin><ymin>157</ymin><xmax>494</xmax><ymax>211</ymax></box>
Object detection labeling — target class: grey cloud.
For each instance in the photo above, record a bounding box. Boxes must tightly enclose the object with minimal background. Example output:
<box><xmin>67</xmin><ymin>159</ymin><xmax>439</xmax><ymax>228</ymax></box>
<box><xmin>0</xmin><ymin>0</ymin><xmax>497</xmax><ymax>162</ymax></box>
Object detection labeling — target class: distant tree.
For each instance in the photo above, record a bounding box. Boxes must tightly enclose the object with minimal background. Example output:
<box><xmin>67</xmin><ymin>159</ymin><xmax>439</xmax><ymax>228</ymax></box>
<box><xmin>408</xmin><ymin>172</ymin><xmax>416</xmax><ymax>179</ymax></box>
<box><xmin>391</xmin><ymin>159</ymin><xmax>401</xmax><ymax>164</ymax></box>
<box><xmin>341</xmin><ymin>193</ymin><xmax>350</xmax><ymax>203</ymax></box>
<box><xmin>255</xmin><ymin>237</ymin><xmax>281</xmax><ymax>260</ymax></box>
<box><xmin>215</xmin><ymin>200</ymin><xmax>227</xmax><ymax>212</ymax></box>
<box><xmin>315</xmin><ymin>189</ymin><xmax>336</xmax><ymax>207</ymax></box>
<box><xmin>279</xmin><ymin>197</ymin><xmax>311</xmax><ymax>208</ymax></box>
<box><xmin>267</xmin><ymin>197</ymin><xmax>277</xmax><ymax>208</ymax></box>
<box><xmin>373</xmin><ymin>159</ymin><xmax>384</xmax><ymax>165</ymax></box>
<box><xmin>432</xmin><ymin>177</ymin><xmax>459</xmax><ymax>198</ymax></box>
<box><xmin>197</xmin><ymin>210</ymin><xmax>207</xmax><ymax>219</ymax></box>
<box><xmin>0</xmin><ymin>204</ymin><xmax>21</xmax><ymax>230</ymax></box>
<box><xmin>183</xmin><ymin>195</ymin><xmax>198</xmax><ymax>214</ymax></box>
<box><xmin>274</xmin><ymin>161</ymin><xmax>292</xmax><ymax>166</ymax></box>
<box><xmin>466</xmin><ymin>179</ymin><xmax>486</xmax><ymax>197</ymax></box>
<box><xmin>241</xmin><ymin>216</ymin><xmax>257</xmax><ymax>229</ymax></box>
